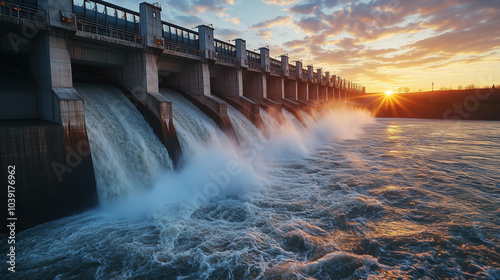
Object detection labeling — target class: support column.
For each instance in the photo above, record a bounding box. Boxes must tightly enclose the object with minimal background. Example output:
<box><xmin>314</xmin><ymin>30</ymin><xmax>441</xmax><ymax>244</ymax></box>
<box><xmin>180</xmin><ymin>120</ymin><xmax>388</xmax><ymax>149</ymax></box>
<box><xmin>27</xmin><ymin>32</ymin><xmax>97</xmax><ymax>228</ymax></box>
<box><xmin>123</xmin><ymin>2</ymin><xmax>163</xmax><ymax>102</ymax></box>
<box><xmin>325</xmin><ymin>71</ymin><xmax>331</xmax><ymax>101</ymax></box>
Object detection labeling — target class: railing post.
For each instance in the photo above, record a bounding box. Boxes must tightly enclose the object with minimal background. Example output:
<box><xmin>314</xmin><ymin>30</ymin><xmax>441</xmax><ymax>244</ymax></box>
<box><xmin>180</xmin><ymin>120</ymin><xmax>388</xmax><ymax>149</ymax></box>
<box><xmin>260</xmin><ymin>47</ymin><xmax>270</xmax><ymax>73</ymax></box>
<box><xmin>198</xmin><ymin>25</ymin><xmax>215</xmax><ymax>60</ymax></box>
<box><xmin>307</xmin><ymin>65</ymin><xmax>314</xmax><ymax>82</ymax></box>
<box><xmin>325</xmin><ymin>71</ymin><xmax>330</xmax><ymax>86</ymax></box>
<box><xmin>281</xmin><ymin>55</ymin><xmax>289</xmax><ymax>77</ymax></box>
<box><xmin>235</xmin><ymin>38</ymin><xmax>248</xmax><ymax>68</ymax></box>
<box><xmin>139</xmin><ymin>2</ymin><xmax>163</xmax><ymax>49</ymax></box>
<box><xmin>296</xmin><ymin>61</ymin><xmax>303</xmax><ymax>79</ymax></box>
<box><xmin>45</xmin><ymin>0</ymin><xmax>75</xmax><ymax>32</ymax></box>
<box><xmin>316</xmin><ymin>68</ymin><xmax>322</xmax><ymax>84</ymax></box>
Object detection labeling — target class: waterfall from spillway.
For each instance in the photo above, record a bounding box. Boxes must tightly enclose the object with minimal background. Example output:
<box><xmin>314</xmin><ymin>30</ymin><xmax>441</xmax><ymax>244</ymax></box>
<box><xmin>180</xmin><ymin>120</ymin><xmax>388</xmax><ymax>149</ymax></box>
<box><xmin>160</xmin><ymin>89</ymin><xmax>230</xmax><ymax>158</ymax></box>
<box><xmin>77</xmin><ymin>84</ymin><xmax>373</xmax><ymax>212</ymax></box>
<box><xmin>75</xmin><ymin>84</ymin><xmax>173</xmax><ymax>203</ymax></box>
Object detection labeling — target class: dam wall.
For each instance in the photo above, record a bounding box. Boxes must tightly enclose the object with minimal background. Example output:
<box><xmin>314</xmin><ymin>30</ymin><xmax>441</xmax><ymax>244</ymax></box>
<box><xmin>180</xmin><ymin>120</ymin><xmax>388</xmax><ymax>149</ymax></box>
<box><xmin>0</xmin><ymin>0</ymin><xmax>364</xmax><ymax>231</ymax></box>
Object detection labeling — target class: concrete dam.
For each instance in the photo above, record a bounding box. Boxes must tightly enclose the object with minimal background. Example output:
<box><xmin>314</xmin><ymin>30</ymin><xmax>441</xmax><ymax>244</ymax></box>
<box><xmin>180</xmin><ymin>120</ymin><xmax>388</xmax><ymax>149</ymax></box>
<box><xmin>0</xmin><ymin>0</ymin><xmax>366</xmax><ymax>232</ymax></box>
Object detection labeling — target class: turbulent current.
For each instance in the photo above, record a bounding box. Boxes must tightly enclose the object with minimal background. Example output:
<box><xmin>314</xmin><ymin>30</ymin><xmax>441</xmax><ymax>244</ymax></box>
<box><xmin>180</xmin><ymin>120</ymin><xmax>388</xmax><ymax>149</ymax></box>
<box><xmin>2</xmin><ymin>85</ymin><xmax>499</xmax><ymax>279</ymax></box>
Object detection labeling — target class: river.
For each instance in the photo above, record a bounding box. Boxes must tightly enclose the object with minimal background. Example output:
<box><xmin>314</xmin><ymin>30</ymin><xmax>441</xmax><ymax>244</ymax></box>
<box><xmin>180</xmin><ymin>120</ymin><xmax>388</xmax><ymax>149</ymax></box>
<box><xmin>2</xmin><ymin>85</ymin><xmax>499</xmax><ymax>279</ymax></box>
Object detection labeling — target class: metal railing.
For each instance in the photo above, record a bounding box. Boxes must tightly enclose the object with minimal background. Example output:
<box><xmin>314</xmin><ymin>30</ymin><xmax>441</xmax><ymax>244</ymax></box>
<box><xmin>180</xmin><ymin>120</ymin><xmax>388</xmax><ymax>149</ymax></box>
<box><xmin>214</xmin><ymin>39</ymin><xmax>236</xmax><ymax>57</ymax></box>
<box><xmin>216</xmin><ymin>52</ymin><xmax>238</xmax><ymax>65</ymax></box>
<box><xmin>164</xmin><ymin>40</ymin><xmax>201</xmax><ymax>57</ymax></box>
<box><xmin>163</xmin><ymin>21</ymin><xmax>199</xmax><ymax>47</ymax></box>
<box><xmin>214</xmin><ymin>39</ymin><xmax>236</xmax><ymax>65</ymax></box>
<box><xmin>162</xmin><ymin>21</ymin><xmax>201</xmax><ymax>57</ymax></box>
<box><xmin>0</xmin><ymin>1</ymin><xmax>45</xmax><ymax>23</ymax></box>
<box><xmin>288</xmin><ymin>64</ymin><xmax>297</xmax><ymax>78</ymax></box>
<box><xmin>247</xmin><ymin>50</ymin><xmax>261</xmax><ymax>71</ymax></box>
<box><xmin>270</xmin><ymin>58</ymin><xmax>281</xmax><ymax>75</ymax></box>
<box><xmin>76</xmin><ymin>17</ymin><xmax>140</xmax><ymax>43</ymax></box>
<box><xmin>73</xmin><ymin>0</ymin><xmax>140</xmax><ymax>33</ymax></box>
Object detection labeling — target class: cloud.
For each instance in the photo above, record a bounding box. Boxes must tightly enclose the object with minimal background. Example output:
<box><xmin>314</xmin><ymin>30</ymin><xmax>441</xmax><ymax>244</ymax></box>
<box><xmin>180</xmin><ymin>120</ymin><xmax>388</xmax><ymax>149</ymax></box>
<box><xmin>164</xmin><ymin>0</ymin><xmax>234</xmax><ymax>15</ymax></box>
<box><xmin>162</xmin><ymin>0</ymin><xmax>500</xmax><ymax>91</ymax></box>
<box><xmin>170</xmin><ymin>15</ymin><xmax>206</xmax><ymax>28</ymax></box>
<box><xmin>258</xmin><ymin>29</ymin><xmax>275</xmax><ymax>40</ymax></box>
<box><xmin>251</xmin><ymin>15</ymin><xmax>293</xmax><ymax>30</ymax></box>
<box><xmin>263</xmin><ymin>0</ymin><xmax>299</xmax><ymax>6</ymax></box>
<box><xmin>215</xmin><ymin>28</ymin><xmax>243</xmax><ymax>41</ymax></box>
<box><xmin>251</xmin><ymin>15</ymin><xmax>294</xmax><ymax>40</ymax></box>
<box><xmin>288</xmin><ymin>2</ymin><xmax>318</xmax><ymax>15</ymax></box>
<box><xmin>277</xmin><ymin>0</ymin><xmax>500</xmax><ymax>89</ymax></box>
<box><xmin>216</xmin><ymin>12</ymin><xmax>240</xmax><ymax>25</ymax></box>
<box><xmin>284</xmin><ymin>38</ymin><xmax>308</xmax><ymax>48</ymax></box>
<box><xmin>295</xmin><ymin>16</ymin><xmax>328</xmax><ymax>34</ymax></box>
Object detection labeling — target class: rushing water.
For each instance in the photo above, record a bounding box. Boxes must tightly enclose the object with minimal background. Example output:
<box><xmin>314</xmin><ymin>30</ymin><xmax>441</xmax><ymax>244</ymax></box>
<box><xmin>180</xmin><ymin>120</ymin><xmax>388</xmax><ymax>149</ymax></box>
<box><xmin>2</xmin><ymin>85</ymin><xmax>500</xmax><ymax>279</ymax></box>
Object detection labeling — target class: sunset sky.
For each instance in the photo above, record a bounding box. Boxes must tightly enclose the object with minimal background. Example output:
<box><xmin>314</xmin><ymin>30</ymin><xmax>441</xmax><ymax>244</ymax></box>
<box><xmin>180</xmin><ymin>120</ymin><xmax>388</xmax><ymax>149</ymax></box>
<box><xmin>116</xmin><ymin>0</ymin><xmax>500</xmax><ymax>93</ymax></box>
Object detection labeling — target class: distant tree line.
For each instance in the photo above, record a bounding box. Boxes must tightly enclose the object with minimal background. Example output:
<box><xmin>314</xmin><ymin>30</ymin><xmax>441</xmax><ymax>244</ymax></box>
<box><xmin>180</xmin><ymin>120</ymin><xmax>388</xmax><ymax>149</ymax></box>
<box><xmin>396</xmin><ymin>84</ymin><xmax>497</xmax><ymax>93</ymax></box>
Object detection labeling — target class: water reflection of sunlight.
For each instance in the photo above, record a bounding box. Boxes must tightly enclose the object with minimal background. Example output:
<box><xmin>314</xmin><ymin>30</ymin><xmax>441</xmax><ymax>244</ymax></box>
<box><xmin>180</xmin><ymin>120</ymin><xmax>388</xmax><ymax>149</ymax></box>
<box><xmin>385</xmin><ymin>123</ymin><xmax>401</xmax><ymax>141</ymax></box>
<box><xmin>371</xmin><ymin>220</ymin><xmax>425</xmax><ymax>237</ymax></box>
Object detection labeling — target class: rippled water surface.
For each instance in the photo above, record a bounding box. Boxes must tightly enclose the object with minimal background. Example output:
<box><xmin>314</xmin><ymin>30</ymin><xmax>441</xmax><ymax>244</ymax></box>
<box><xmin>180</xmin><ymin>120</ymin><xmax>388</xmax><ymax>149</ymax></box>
<box><xmin>3</xmin><ymin>113</ymin><xmax>500</xmax><ymax>279</ymax></box>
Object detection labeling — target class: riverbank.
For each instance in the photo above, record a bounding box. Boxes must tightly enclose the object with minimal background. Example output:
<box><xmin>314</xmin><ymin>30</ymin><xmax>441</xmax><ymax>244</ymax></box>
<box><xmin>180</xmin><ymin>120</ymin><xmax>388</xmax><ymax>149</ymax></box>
<box><xmin>352</xmin><ymin>88</ymin><xmax>500</xmax><ymax>120</ymax></box>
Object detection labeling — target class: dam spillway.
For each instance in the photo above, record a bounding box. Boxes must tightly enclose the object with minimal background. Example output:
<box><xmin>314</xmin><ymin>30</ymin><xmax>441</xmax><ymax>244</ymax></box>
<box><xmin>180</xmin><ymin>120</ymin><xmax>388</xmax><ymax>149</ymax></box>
<box><xmin>0</xmin><ymin>0</ymin><xmax>365</xmax><ymax>232</ymax></box>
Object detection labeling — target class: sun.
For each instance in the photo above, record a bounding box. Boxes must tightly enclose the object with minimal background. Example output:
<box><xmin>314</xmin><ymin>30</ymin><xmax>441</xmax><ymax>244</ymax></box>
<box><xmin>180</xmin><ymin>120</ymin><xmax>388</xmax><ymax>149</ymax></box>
<box><xmin>385</xmin><ymin>90</ymin><xmax>393</xmax><ymax>96</ymax></box>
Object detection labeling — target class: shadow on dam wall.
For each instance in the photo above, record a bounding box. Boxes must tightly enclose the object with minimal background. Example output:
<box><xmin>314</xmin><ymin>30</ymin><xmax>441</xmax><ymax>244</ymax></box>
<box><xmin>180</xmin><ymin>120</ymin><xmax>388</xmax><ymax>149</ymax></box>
<box><xmin>0</xmin><ymin>59</ymin><xmax>97</xmax><ymax>235</ymax></box>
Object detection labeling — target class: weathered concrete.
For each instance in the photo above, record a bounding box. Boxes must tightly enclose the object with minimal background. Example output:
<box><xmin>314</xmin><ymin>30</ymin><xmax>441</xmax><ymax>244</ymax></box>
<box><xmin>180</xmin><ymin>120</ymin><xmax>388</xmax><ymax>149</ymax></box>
<box><xmin>282</xmin><ymin>98</ymin><xmax>307</xmax><ymax>126</ymax></box>
<box><xmin>327</xmin><ymin>86</ymin><xmax>334</xmax><ymax>102</ymax></box>
<box><xmin>318</xmin><ymin>85</ymin><xmax>327</xmax><ymax>102</ymax></box>
<box><xmin>140</xmin><ymin>2</ymin><xmax>163</xmax><ymax>50</ymax></box>
<box><xmin>267</xmin><ymin>76</ymin><xmax>284</xmax><ymax>102</ymax></box>
<box><xmin>298</xmin><ymin>80</ymin><xmax>308</xmax><ymax>102</ymax></box>
<box><xmin>260</xmin><ymin>47</ymin><xmax>270</xmax><ymax>73</ymax></box>
<box><xmin>243</xmin><ymin>70</ymin><xmax>266</xmax><ymax>102</ymax></box>
<box><xmin>308</xmin><ymin>83</ymin><xmax>318</xmax><ymax>102</ymax></box>
<box><xmin>235</xmin><ymin>39</ymin><xmax>248</xmax><ymax>68</ymax></box>
<box><xmin>210</xmin><ymin>66</ymin><xmax>243</xmax><ymax>98</ymax></box>
<box><xmin>210</xmin><ymin>65</ymin><xmax>267</xmax><ymax>134</ymax></box>
<box><xmin>0</xmin><ymin>58</ymin><xmax>38</xmax><ymax>119</ymax></box>
<box><xmin>0</xmin><ymin>119</ymin><xmax>96</xmax><ymax>234</ymax></box>
<box><xmin>284</xmin><ymin>79</ymin><xmax>298</xmax><ymax>100</ymax></box>
<box><xmin>199</xmin><ymin>25</ymin><xmax>216</xmax><ymax>61</ymax></box>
